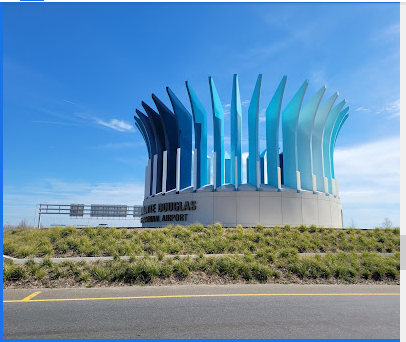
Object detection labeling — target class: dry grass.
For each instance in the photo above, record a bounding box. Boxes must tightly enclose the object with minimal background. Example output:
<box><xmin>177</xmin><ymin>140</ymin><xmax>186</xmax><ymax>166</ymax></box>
<box><xmin>3</xmin><ymin>252</ymin><xmax>400</xmax><ymax>288</ymax></box>
<box><xmin>3</xmin><ymin>224</ymin><xmax>400</xmax><ymax>259</ymax></box>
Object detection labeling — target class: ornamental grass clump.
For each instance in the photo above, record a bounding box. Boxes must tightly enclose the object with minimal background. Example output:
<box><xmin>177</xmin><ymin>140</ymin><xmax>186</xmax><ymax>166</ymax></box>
<box><xmin>3</xmin><ymin>225</ymin><xmax>401</xmax><ymax>259</ymax></box>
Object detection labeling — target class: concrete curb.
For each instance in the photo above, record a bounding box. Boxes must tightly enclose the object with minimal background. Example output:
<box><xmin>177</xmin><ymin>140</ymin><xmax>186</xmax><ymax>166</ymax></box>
<box><xmin>3</xmin><ymin>253</ymin><xmax>396</xmax><ymax>265</ymax></box>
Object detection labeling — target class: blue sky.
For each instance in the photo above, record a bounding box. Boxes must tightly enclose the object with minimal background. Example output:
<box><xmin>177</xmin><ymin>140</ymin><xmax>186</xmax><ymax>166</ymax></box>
<box><xmin>2</xmin><ymin>3</ymin><xmax>400</xmax><ymax>228</ymax></box>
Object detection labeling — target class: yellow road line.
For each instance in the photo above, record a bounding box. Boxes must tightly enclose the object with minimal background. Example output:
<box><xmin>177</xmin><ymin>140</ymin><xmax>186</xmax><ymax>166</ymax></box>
<box><xmin>21</xmin><ymin>291</ymin><xmax>41</xmax><ymax>302</ymax></box>
<box><xmin>3</xmin><ymin>292</ymin><xmax>399</xmax><ymax>303</ymax></box>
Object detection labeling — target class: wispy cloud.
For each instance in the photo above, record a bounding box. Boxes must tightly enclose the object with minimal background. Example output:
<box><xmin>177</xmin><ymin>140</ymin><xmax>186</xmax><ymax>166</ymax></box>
<box><xmin>242</xmin><ymin>100</ymin><xmax>250</xmax><ymax>107</ymax></box>
<box><xmin>355</xmin><ymin>99</ymin><xmax>399</xmax><ymax>119</ymax></box>
<box><xmin>259</xmin><ymin>108</ymin><xmax>266</xmax><ymax>122</ymax></box>
<box><xmin>384</xmin><ymin>99</ymin><xmax>400</xmax><ymax>119</ymax></box>
<box><xmin>72</xmin><ymin>111</ymin><xmax>135</xmax><ymax>132</ymax></box>
<box><xmin>62</xmin><ymin>99</ymin><xmax>85</xmax><ymax>108</ymax></box>
<box><xmin>355</xmin><ymin>107</ymin><xmax>370</xmax><ymax>112</ymax></box>
<box><xmin>334</xmin><ymin>136</ymin><xmax>400</xmax><ymax>227</ymax></box>
<box><xmin>95</xmin><ymin>118</ymin><xmax>135</xmax><ymax>132</ymax></box>
<box><xmin>32</xmin><ymin>120</ymin><xmax>78</xmax><ymax>126</ymax></box>
<box><xmin>222</xmin><ymin>103</ymin><xmax>231</xmax><ymax>115</ymax></box>
<box><xmin>373</xmin><ymin>23</ymin><xmax>400</xmax><ymax>43</ymax></box>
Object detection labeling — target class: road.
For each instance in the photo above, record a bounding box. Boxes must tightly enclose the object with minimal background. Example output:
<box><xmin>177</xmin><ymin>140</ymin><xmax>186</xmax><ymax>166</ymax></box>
<box><xmin>3</xmin><ymin>284</ymin><xmax>399</xmax><ymax>339</ymax></box>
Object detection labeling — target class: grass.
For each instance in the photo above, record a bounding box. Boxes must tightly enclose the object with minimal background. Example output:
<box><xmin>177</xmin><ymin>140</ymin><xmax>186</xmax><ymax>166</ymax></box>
<box><xmin>3</xmin><ymin>224</ymin><xmax>400</xmax><ymax>259</ymax></box>
<box><xmin>3</xmin><ymin>252</ymin><xmax>400</xmax><ymax>287</ymax></box>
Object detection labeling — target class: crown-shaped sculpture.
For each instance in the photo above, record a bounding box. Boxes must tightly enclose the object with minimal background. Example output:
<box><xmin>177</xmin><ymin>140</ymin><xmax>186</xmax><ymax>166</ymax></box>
<box><xmin>134</xmin><ymin>75</ymin><xmax>349</xmax><ymax>199</ymax></box>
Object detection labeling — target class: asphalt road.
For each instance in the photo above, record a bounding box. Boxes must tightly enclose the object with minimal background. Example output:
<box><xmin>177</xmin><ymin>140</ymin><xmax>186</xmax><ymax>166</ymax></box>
<box><xmin>3</xmin><ymin>284</ymin><xmax>399</xmax><ymax>339</ymax></box>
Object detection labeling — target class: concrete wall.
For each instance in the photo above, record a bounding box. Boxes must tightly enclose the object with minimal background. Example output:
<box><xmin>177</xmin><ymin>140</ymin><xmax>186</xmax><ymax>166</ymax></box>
<box><xmin>141</xmin><ymin>189</ymin><xmax>343</xmax><ymax>228</ymax></box>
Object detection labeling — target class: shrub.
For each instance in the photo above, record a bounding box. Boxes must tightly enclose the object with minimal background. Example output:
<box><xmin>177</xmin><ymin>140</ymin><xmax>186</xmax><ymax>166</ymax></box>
<box><xmin>252</xmin><ymin>263</ymin><xmax>271</xmax><ymax>282</ymax></box>
<box><xmin>3</xmin><ymin>242</ymin><xmax>16</xmax><ymax>256</ymax></box>
<box><xmin>238</xmin><ymin>264</ymin><xmax>252</xmax><ymax>280</ymax></box>
<box><xmin>4</xmin><ymin>265</ymin><xmax>26</xmax><ymax>281</ymax></box>
<box><xmin>90</xmin><ymin>265</ymin><xmax>110</xmax><ymax>281</ymax></box>
<box><xmin>278</xmin><ymin>248</ymin><xmax>298</xmax><ymax>259</ymax></box>
<box><xmin>173</xmin><ymin>262</ymin><xmax>189</xmax><ymax>279</ymax></box>
<box><xmin>42</xmin><ymin>258</ymin><xmax>53</xmax><ymax>268</ymax></box>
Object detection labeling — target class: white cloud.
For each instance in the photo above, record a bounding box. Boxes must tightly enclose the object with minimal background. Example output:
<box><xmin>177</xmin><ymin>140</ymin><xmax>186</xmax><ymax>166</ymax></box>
<box><xmin>62</xmin><ymin>99</ymin><xmax>85</xmax><ymax>108</ymax></box>
<box><xmin>259</xmin><ymin>108</ymin><xmax>266</xmax><ymax>122</ymax></box>
<box><xmin>355</xmin><ymin>107</ymin><xmax>370</xmax><ymax>112</ymax></box>
<box><xmin>96</xmin><ymin>118</ymin><xmax>134</xmax><ymax>132</ymax></box>
<box><xmin>241</xmin><ymin>100</ymin><xmax>250</xmax><ymax>106</ymax></box>
<box><xmin>354</xmin><ymin>99</ymin><xmax>399</xmax><ymax>119</ymax></box>
<box><xmin>32</xmin><ymin>120</ymin><xmax>78</xmax><ymax>126</ymax></box>
<box><xmin>373</xmin><ymin>23</ymin><xmax>400</xmax><ymax>42</ymax></box>
<box><xmin>334</xmin><ymin>136</ymin><xmax>400</xmax><ymax>227</ymax></box>
<box><xmin>385</xmin><ymin>99</ymin><xmax>400</xmax><ymax>119</ymax></box>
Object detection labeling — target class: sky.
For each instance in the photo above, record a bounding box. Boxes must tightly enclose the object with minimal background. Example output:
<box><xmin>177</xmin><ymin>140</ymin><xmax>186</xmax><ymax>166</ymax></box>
<box><xmin>2</xmin><ymin>3</ymin><xmax>400</xmax><ymax>228</ymax></box>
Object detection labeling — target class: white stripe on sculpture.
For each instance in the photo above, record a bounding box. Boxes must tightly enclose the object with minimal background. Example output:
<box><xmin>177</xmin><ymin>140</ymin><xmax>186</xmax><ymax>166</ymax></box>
<box><xmin>162</xmin><ymin>151</ymin><xmax>167</xmax><ymax>194</ymax></box>
<box><xmin>152</xmin><ymin>154</ymin><xmax>158</xmax><ymax>196</ymax></box>
<box><xmin>176</xmin><ymin>148</ymin><xmax>181</xmax><ymax>193</ymax></box>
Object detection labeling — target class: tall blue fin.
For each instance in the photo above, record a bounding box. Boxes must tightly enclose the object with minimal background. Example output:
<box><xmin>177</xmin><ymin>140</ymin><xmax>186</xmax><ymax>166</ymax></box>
<box><xmin>142</xmin><ymin>101</ymin><xmax>166</xmax><ymax>194</ymax></box>
<box><xmin>152</xmin><ymin>94</ymin><xmax>179</xmax><ymax>191</ymax></box>
<box><xmin>312</xmin><ymin>92</ymin><xmax>338</xmax><ymax>192</ymax></box>
<box><xmin>209</xmin><ymin>77</ymin><xmax>225</xmax><ymax>188</ymax></box>
<box><xmin>186</xmin><ymin>81</ymin><xmax>208</xmax><ymax>188</ymax></box>
<box><xmin>167</xmin><ymin>87</ymin><xmax>193</xmax><ymax>190</ymax></box>
<box><xmin>323</xmin><ymin>100</ymin><xmax>346</xmax><ymax>193</ymax></box>
<box><xmin>248</xmin><ymin>75</ymin><xmax>262</xmax><ymax>186</ymax></box>
<box><xmin>281</xmin><ymin>80</ymin><xmax>308</xmax><ymax>189</ymax></box>
<box><xmin>231</xmin><ymin>74</ymin><xmax>243</xmax><ymax>186</ymax></box>
<box><xmin>297</xmin><ymin>86</ymin><xmax>326</xmax><ymax>191</ymax></box>
<box><xmin>265</xmin><ymin>76</ymin><xmax>287</xmax><ymax>188</ymax></box>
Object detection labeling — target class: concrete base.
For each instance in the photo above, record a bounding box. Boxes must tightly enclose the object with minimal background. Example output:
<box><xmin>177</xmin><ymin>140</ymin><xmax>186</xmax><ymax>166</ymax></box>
<box><xmin>141</xmin><ymin>187</ymin><xmax>343</xmax><ymax>228</ymax></box>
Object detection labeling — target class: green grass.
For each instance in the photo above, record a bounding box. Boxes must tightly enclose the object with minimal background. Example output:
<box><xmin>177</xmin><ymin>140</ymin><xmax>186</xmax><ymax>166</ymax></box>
<box><xmin>3</xmin><ymin>252</ymin><xmax>400</xmax><ymax>286</ymax></box>
<box><xmin>3</xmin><ymin>224</ymin><xmax>400</xmax><ymax>259</ymax></box>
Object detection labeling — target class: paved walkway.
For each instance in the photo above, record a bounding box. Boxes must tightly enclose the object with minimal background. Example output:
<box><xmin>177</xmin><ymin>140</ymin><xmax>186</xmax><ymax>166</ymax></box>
<box><xmin>3</xmin><ymin>252</ymin><xmax>395</xmax><ymax>264</ymax></box>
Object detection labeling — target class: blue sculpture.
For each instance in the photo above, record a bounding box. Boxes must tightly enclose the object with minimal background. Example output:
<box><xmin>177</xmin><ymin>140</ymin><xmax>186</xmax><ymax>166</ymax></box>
<box><xmin>135</xmin><ymin>109</ymin><xmax>156</xmax><ymax>195</ymax></box>
<box><xmin>331</xmin><ymin>107</ymin><xmax>349</xmax><ymax>179</ymax></box>
<box><xmin>281</xmin><ymin>80</ymin><xmax>308</xmax><ymax>190</ymax></box>
<box><xmin>167</xmin><ymin>87</ymin><xmax>193</xmax><ymax>189</ymax></box>
<box><xmin>323</xmin><ymin>100</ymin><xmax>346</xmax><ymax>193</ymax></box>
<box><xmin>248</xmin><ymin>75</ymin><xmax>262</xmax><ymax>187</ymax></box>
<box><xmin>312</xmin><ymin>93</ymin><xmax>338</xmax><ymax>192</ymax></box>
<box><xmin>134</xmin><ymin>115</ymin><xmax>151</xmax><ymax>159</ymax></box>
<box><xmin>297</xmin><ymin>86</ymin><xmax>326</xmax><ymax>191</ymax></box>
<box><xmin>209</xmin><ymin>77</ymin><xmax>225</xmax><ymax>188</ymax></box>
<box><xmin>230</xmin><ymin>74</ymin><xmax>243</xmax><ymax>186</ymax></box>
<box><xmin>134</xmin><ymin>74</ymin><xmax>349</xmax><ymax>199</ymax></box>
<box><xmin>142</xmin><ymin>101</ymin><xmax>166</xmax><ymax>194</ymax></box>
<box><xmin>186</xmin><ymin>81</ymin><xmax>208</xmax><ymax>188</ymax></box>
<box><xmin>152</xmin><ymin>94</ymin><xmax>179</xmax><ymax>191</ymax></box>
<box><xmin>265</xmin><ymin>76</ymin><xmax>286</xmax><ymax>188</ymax></box>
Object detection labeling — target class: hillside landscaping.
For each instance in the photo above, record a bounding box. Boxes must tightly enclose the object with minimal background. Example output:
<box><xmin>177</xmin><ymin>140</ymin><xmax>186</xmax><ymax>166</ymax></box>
<box><xmin>3</xmin><ymin>224</ymin><xmax>400</xmax><ymax>288</ymax></box>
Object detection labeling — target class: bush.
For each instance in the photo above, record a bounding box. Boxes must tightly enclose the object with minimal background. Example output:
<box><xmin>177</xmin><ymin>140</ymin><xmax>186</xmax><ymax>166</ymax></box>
<box><xmin>4</xmin><ymin>265</ymin><xmax>26</xmax><ymax>281</ymax></box>
<box><xmin>42</xmin><ymin>258</ymin><xmax>53</xmax><ymax>268</ymax></box>
<box><xmin>252</xmin><ymin>263</ymin><xmax>271</xmax><ymax>282</ymax></box>
<box><xmin>90</xmin><ymin>265</ymin><xmax>110</xmax><ymax>281</ymax></box>
<box><xmin>173</xmin><ymin>262</ymin><xmax>189</xmax><ymax>279</ymax></box>
<box><xmin>278</xmin><ymin>248</ymin><xmax>298</xmax><ymax>259</ymax></box>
